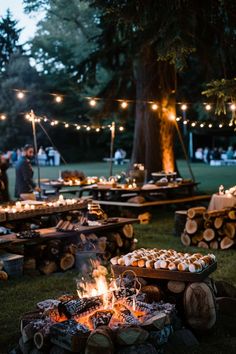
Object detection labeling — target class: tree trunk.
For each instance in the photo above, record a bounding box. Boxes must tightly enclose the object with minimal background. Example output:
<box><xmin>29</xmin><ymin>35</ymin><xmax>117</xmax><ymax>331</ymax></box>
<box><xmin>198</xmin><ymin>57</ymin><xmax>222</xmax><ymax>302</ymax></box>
<box><xmin>132</xmin><ymin>49</ymin><xmax>177</xmax><ymax>178</ymax></box>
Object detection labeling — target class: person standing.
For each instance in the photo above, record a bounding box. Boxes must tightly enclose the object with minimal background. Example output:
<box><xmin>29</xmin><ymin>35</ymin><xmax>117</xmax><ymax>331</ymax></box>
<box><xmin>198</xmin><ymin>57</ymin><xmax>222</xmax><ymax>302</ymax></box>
<box><xmin>15</xmin><ymin>144</ymin><xmax>39</xmax><ymax>199</ymax></box>
<box><xmin>0</xmin><ymin>153</ymin><xmax>10</xmax><ymax>202</ymax></box>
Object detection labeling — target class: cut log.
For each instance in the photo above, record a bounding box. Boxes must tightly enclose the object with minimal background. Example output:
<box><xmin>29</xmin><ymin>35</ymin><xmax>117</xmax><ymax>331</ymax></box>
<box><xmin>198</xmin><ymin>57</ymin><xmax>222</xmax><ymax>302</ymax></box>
<box><xmin>141</xmin><ymin>285</ymin><xmax>162</xmax><ymax>302</ymax></box>
<box><xmin>34</xmin><ymin>330</ymin><xmax>50</xmax><ymax>350</ymax></box>
<box><xmin>185</xmin><ymin>218</ymin><xmax>203</xmax><ymax>235</ymax></box>
<box><xmin>22</xmin><ymin>323</ymin><xmax>39</xmax><ymax>343</ymax></box>
<box><xmin>20</xmin><ymin>310</ymin><xmax>43</xmax><ymax>334</ymax></box>
<box><xmin>220</xmin><ymin>237</ymin><xmax>234</xmax><ymax>249</ymax></box>
<box><xmin>214</xmin><ymin>217</ymin><xmax>224</xmax><ymax>229</ymax></box>
<box><xmin>191</xmin><ymin>233</ymin><xmax>203</xmax><ymax>245</ymax></box>
<box><xmin>184</xmin><ymin>282</ymin><xmax>216</xmax><ymax>330</ymax></box>
<box><xmin>167</xmin><ymin>280</ymin><xmax>186</xmax><ymax>294</ymax></box>
<box><xmin>204</xmin><ymin>209</ymin><xmax>228</xmax><ymax>220</ymax></box>
<box><xmin>187</xmin><ymin>207</ymin><xmax>206</xmax><ymax>219</ymax></box>
<box><xmin>174</xmin><ymin>210</ymin><xmax>187</xmax><ymax>237</ymax></box>
<box><xmin>223</xmin><ymin>223</ymin><xmax>236</xmax><ymax>239</ymax></box>
<box><xmin>39</xmin><ymin>260</ymin><xmax>57</xmax><ymax>275</ymax></box>
<box><xmin>115</xmin><ymin>326</ymin><xmax>149</xmax><ymax>346</ymax></box>
<box><xmin>204</xmin><ymin>220</ymin><xmax>212</xmax><ymax>228</ymax></box>
<box><xmin>141</xmin><ymin>312</ymin><xmax>167</xmax><ymax>330</ymax></box>
<box><xmin>59</xmin><ymin>253</ymin><xmax>75</xmax><ymax>271</ymax></box>
<box><xmin>209</xmin><ymin>240</ymin><xmax>219</xmax><ymax>249</ymax></box>
<box><xmin>138</xmin><ymin>212</ymin><xmax>151</xmax><ymax>224</ymax></box>
<box><xmin>85</xmin><ymin>326</ymin><xmax>114</xmax><ymax>354</ymax></box>
<box><xmin>197</xmin><ymin>241</ymin><xmax>209</xmax><ymax>249</ymax></box>
<box><xmin>122</xmin><ymin>224</ymin><xmax>134</xmax><ymax>238</ymax></box>
<box><xmin>203</xmin><ymin>228</ymin><xmax>215</xmax><ymax>241</ymax></box>
<box><xmin>228</xmin><ymin>209</ymin><xmax>236</xmax><ymax>220</ymax></box>
<box><xmin>181</xmin><ymin>232</ymin><xmax>191</xmax><ymax>246</ymax></box>
<box><xmin>113</xmin><ymin>232</ymin><xmax>123</xmax><ymax>248</ymax></box>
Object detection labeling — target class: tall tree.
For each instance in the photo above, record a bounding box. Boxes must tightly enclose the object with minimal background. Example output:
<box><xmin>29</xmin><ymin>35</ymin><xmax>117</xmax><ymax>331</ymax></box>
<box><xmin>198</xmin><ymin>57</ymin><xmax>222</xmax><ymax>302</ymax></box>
<box><xmin>0</xmin><ymin>9</ymin><xmax>22</xmax><ymax>71</ymax></box>
<box><xmin>24</xmin><ymin>0</ymin><xmax>236</xmax><ymax>176</ymax></box>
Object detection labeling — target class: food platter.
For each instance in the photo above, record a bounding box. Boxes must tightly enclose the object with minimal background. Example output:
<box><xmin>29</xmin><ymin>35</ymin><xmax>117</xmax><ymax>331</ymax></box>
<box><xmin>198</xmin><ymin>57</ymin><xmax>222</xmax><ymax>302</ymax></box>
<box><xmin>112</xmin><ymin>261</ymin><xmax>217</xmax><ymax>282</ymax></box>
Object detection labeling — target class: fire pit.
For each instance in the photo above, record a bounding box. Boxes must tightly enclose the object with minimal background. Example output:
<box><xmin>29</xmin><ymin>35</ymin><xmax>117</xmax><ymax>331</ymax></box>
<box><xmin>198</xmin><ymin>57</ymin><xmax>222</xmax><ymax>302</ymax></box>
<box><xmin>18</xmin><ymin>265</ymin><xmax>175</xmax><ymax>353</ymax></box>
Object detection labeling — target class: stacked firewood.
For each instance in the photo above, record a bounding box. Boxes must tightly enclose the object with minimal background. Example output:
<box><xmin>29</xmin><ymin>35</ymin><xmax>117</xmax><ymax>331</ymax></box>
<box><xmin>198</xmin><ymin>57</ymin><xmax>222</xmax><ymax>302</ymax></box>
<box><xmin>23</xmin><ymin>224</ymin><xmax>136</xmax><ymax>275</ymax></box>
<box><xmin>181</xmin><ymin>207</ymin><xmax>236</xmax><ymax>250</ymax></box>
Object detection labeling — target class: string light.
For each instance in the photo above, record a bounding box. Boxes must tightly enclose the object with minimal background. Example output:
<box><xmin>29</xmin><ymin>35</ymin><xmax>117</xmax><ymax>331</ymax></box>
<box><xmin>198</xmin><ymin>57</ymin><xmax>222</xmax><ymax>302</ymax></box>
<box><xmin>183</xmin><ymin>120</ymin><xmax>188</xmax><ymax>125</ymax></box>
<box><xmin>25</xmin><ymin>113</ymin><xmax>31</xmax><ymax>120</ymax></box>
<box><xmin>96</xmin><ymin>128</ymin><xmax>100</xmax><ymax>132</ymax></box>
<box><xmin>119</xmin><ymin>126</ymin><xmax>124</xmax><ymax>131</ymax></box>
<box><xmin>200</xmin><ymin>123</ymin><xmax>204</xmax><ymax>128</ymax></box>
<box><xmin>230</xmin><ymin>103</ymin><xmax>236</xmax><ymax>111</ymax></box>
<box><xmin>50</xmin><ymin>121</ymin><xmax>55</xmax><ymax>126</ymax></box>
<box><xmin>65</xmin><ymin>123</ymin><xmax>69</xmax><ymax>128</ymax></box>
<box><xmin>181</xmin><ymin>104</ymin><xmax>187</xmax><ymax>111</ymax></box>
<box><xmin>229</xmin><ymin>122</ymin><xmax>233</xmax><ymax>126</ymax></box>
<box><xmin>76</xmin><ymin>125</ymin><xmax>81</xmax><ymax>130</ymax></box>
<box><xmin>176</xmin><ymin>117</ymin><xmax>181</xmax><ymax>121</ymax></box>
<box><xmin>86</xmin><ymin>126</ymin><xmax>91</xmax><ymax>131</ymax></box>
<box><xmin>151</xmin><ymin>103</ymin><xmax>158</xmax><ymax>111</ymax></box>
<box><xmin>219</xmin><ymin>124</ymin><xmax>223</xmax><ymax>128</ymax></box>
<box><xmin>54</xmin><ymin>95</ymin><xmax>63</xmax><ymax>103</ymax></box>
<box><xmin>208</xmin><ymin>123</ymin><xmax>212</xmax><ymax>128</ymax></box>
<box><xmin>169</xmin><ymin>114</ymin><xmax>176</xmax><ymax>121</ymax></box>
<box><xmin>16</xmin><ymin>91</ymin><xmax>25</xmax><ymax>99</ymax></box>
<box><xmin>205</xmin><ymin>104</ymin><xmax>212</xmax><ymax>111</ymax></box>
<box><xmin>191</xmin><ymin>122</ymin><xmax>196</xmax><ymax>127</ymax></box>
<box><xmin>120</xmin><ymin>101</ymin><xmax>128</xmax><ymax>109</ymax></box>
<box><xmin>89</xmin><ymin>99</ymin><xmax>96</xmax><ymax>107</ymax></box>
<box><xmin>54</xmin><ymin>120</ymin><xmax>58</xmax><ymax>125</ymax></box>
<box><xmin>0</xmin><ymin>114</ymin><xmax>6</xmax><ymax>120</ymax></box>
<box><xmin>44</xmin><ymin>118</ymin><xmax>48</xmax><ymax>122</ymax></box>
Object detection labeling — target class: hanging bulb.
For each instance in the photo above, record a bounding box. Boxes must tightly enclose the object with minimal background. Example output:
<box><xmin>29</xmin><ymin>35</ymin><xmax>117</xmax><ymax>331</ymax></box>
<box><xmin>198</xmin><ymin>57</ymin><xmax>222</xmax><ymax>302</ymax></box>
<box><xmin>16</xmin><ymin>91</ymin><xmax>25</xmax><ymax>99</ymax></box>
<box><xmin>200</xmin><ymin>123</ymin><xmax>204</xmax><ymax>128</ymax></box>
<box><xmin>151</xmin><ymin>103</ymin><xmax>158</xmax><ymax>111</ymax></box>
<box><xmin>205</xmin><ymin>104</ymin><xmax>211</xmax><ymax>111</ymax></box>
<box><xmin>176</xmin><ymin>117</ymin><xmax>181</xmax><ymax>121</ymax></box>
<box><xmin>191</xmin><ymin>122</ymin><xmax>196</xmax><ymax>127</ymax></box>
<box><xmin>89</xmin><ymin>99</ymin><xmax>96</xmax><ymax>107</ymax></box>
<box><xmin>96</xmin><ymin>128</ymin><xmax>100</xmax><ymax>132</ymax></box>
<box><xmin>65</xmin><ymin>123</ymin><xmax>69</xmax><ymax>128</ymax></box>
<box><xmin>76</xmin><ymin>125</ymin><xmax>81</xmax><ymax>130</ymax></box>
<box><xmin>208</xmin><ymin>123</ymin><xmax>212</xmax><ymax>128</ymax></box>
<box><xmin>230</xmin><ymin>103</ymin><xmax>236</xmax><ymax>111</ymax></box>
<box><xmin>55</xmin><ymin>95</ymin><xmax>63</xmax><ymax>103</ymax></box>
<box><xmin>183</xmin><ymin>120</ymin><xmax>188</xmax><ymax>125</ymax></box>
<box><xmin>0</xmin><ymin>114</ymin><xmax>6</xmax><ymax>120</ymax></box>
<box><xmin>86</xmin><ymin>126</ymin><xmax>91</xmax><ymax>131</ymax></box>
<box><xmin>120</xmin><ymin>101</ymin><xmax>128</xmax><ymax>109</ymax></box>
<box><xmin>119</xmin><ymin>126</ymin><xmax>124</xmax><ymax>131</ymax></box>
<box><xmin>181</xmin><ymin>104</ymin><xmax>187</xmax><ymax>111</ymax></box>
<box><xmin>219</xmin><ymin>124</ymin><xmax>223</xmax><ymax>128</ymax></box>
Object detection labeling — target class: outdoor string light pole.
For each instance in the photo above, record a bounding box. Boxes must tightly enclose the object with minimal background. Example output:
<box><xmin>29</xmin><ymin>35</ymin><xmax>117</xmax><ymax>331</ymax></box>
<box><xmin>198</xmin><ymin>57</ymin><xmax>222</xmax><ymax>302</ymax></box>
<box><xmin>29</xmin><ymin>110</ymin><xmax>41</xmax><ymax>198</ymax></box>
<box><xmin>109</xmin><ymin>121</ymin><xmax>116</xmax><ymax>177</ymax></box>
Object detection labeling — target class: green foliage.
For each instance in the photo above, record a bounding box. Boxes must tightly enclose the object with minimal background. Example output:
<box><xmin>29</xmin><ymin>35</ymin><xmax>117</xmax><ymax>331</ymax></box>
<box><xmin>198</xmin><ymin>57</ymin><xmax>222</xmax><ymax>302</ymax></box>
<box><xmin>0</xmin><ymin>9</ymin><xmax>22</xmax><ymax>71</ymax></box>
<box><xmin>202</xmin><ymin>78</ymin><xmax>236</xmax><ymax>115</ymax></box>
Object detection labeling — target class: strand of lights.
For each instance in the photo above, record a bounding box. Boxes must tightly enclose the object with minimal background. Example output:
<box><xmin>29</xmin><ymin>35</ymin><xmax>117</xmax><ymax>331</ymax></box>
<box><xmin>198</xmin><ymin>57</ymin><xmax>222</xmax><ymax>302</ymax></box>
<box><xmin>12</xmin><ymin>88</ymin><xmax>236</xmax><ymax>112</ymax></box>
<box><xmin>24</xmin><ymin>112</ymin><xmax>125</xmax><ymax>132</ymax></box>
<box><xmin>0</xmin><ymin>114</ymin><xmax>6</xmax><ymax>120</ymax></box>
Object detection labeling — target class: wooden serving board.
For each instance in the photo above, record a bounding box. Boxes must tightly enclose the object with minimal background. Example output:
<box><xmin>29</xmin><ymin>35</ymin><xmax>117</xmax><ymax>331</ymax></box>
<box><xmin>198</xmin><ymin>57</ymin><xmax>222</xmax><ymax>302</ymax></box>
<box><xmin>112</xmin><ymin>262</ymin><xmax>217</xmax><ymax>282</ymax></box>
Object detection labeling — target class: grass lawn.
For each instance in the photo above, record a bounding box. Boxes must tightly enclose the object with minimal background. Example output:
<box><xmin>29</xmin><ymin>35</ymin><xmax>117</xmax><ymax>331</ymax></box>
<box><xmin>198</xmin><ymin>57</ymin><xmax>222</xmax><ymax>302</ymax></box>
<box><xmin>0</xmin><ymin>161</ymin><xmax>236</xmax><ymax>353</ymax></box>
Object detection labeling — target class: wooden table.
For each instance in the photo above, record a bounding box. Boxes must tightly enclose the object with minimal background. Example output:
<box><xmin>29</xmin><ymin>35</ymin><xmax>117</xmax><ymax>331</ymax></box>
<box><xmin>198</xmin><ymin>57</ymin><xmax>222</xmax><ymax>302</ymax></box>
<box><xmin>77</xmin><ymin>181</ymin><xmax>199</xmax><ymax>200</ymax></box>
<box><xmin>0</xmin><ymin>218</ymin><xmax>138</xmax><ymax>248</ymax></box>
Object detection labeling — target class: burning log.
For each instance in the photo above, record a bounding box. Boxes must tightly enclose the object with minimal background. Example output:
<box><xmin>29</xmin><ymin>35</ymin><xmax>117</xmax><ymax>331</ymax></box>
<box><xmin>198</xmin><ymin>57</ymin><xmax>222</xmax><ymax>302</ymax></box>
<box><xmin>89</xmin><ymin>310</ymin><xmax>114</xmax><ymax>329</ymax></box>
<box><xmin>58</xmin><ymin>297</ymin><xmax>102</xmax><ymax>319</ymax></box>
<box><xmin>115</xmin><ymin>326</ymin><xmax>149</xmax><ymax>346</ymax></box>
<box><xmin>113</xmin><ymin>303</ymin><xmax>140</xmax><ymax>325</ymax></box>
<box><xmin>141</xmin><ymin>312</ymin><xmax>167</xmax><ymax>330</ymax></box>
<box><xmin>20</xmin><ymin>310</ymin><xmax>43</xmax><ymax>335</ymax></box>
<box><xmin>85</xmin><ymin>326</ymin><xmax>114</xmax><ymax>354</ymax></box>
<box><xmin>50</xmin><ymin>319</ymin><xmax>89</xmax><ymax>352</ymax></box>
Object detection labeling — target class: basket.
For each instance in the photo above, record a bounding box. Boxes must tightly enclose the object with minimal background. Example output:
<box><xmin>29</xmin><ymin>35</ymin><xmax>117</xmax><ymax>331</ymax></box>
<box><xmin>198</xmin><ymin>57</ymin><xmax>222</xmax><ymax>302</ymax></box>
<box><xmin>0</xmin><ymin>252</ymin><xmax>24</xmax><ymax>277</ymax></box>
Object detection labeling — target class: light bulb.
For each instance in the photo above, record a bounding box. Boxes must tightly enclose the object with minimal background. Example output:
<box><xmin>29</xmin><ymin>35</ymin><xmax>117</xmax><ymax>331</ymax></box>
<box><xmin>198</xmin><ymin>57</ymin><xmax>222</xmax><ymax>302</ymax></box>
<box><xmin>89</xmin><ymin>99</ymin><xmax>96</xmax><ymax>107</ymax></box>
<box><xmin>76</xmin><ymin>125</ymin><xmax>81</xmax><ymax>130</ymax></box>
<box><xmin>65</xmin><ymin>123</ymin><xmax>69</xmax><ymax>128</ymax></box>
<box><xmin>119</xmin><ymin>126</ymin><xmax>124</xmax><ymax>131</ymax></box>
<box><xmin>121</xmin><ymin>101</ymin><xmax>128</xmax><ymax>109</ymax></box>
<box><xmin>86</xmin><ymin>126</ymin><xmax>91</xmax><ymax>131</ymax></box>
<box><xmin>17</xmin><ymin>91</ymin><xmax>25</xmax><ymax>99</ymax></box>
<box><xmin>208</xmin><ymin>123</ymin><xmax>212</xmax><ymax>128</ymax></box>
<box><xmin>151</xmin><ymin>103</ymin><xmax>158</xmax><ymax>110</ymax></box>
<box><xmin>181</xmin><ymin>104</ymin><xmax>187</xmax><ymax>111</ymax></box>
<box><xmin>0</xmin><ymin>114</ymin><xmax>6</xmax><ymax>120</ymax></box>
<box><xmin>191</xmin><ymin>122</ymin><xmax>196</xmax><ymax>127</ymax></box>
<box><xmin>230</xmin><ymin>103</ymin><xmax>236</xmax><ymax>111</ymax></box>
<box><xmin>55</xmin><ymin>95</ymin><xmax>63</xmax><ymax>103</ymax></box>
<box><xmin>205</xmin><ymin>104</ymin><xmax>211</xmax><ymax>111</ymax></box>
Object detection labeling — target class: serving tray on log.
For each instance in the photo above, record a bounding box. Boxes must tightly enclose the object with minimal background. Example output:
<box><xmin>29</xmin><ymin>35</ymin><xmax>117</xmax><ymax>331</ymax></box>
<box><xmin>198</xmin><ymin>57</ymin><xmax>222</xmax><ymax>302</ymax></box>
<box><xmin>112</xmin><ymin>261</ymin><xmax>217</xmax><ymax>282</ymax></box>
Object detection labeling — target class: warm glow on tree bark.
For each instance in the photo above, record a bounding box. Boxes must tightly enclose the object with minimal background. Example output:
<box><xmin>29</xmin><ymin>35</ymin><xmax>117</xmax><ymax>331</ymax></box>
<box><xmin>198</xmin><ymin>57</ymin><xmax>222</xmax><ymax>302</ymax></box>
<box><xmin>160</xmin><ymin>101</ymin><xmax>176</xmax><ymax>172</ymax></box>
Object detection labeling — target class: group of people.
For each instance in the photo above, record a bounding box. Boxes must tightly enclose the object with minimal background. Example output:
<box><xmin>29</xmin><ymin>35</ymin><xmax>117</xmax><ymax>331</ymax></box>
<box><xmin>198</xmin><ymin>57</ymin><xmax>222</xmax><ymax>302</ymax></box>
<box><xmin>0</xmin><ymin>144</ymin><xmax>40</xmax><ymax>203</ymax></box>
<box><xmin>195</xmin><ymin>146</ymin><xmax>236</xmax><ymax>163</ymax></box>
<box><xmin>114</xmin><ymin>148</ymin><xmax>126</xmax><ymax>165</ymax></box>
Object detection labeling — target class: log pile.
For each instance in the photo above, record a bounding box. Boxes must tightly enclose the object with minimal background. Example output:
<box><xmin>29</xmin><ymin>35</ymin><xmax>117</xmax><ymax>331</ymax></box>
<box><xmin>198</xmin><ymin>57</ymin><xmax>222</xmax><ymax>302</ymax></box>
<box><xmin>22</xmin><ymin>224</ymin><xmax>136</xmax><ymax>276</ymax></box>
<box><xmin>181</xmin><ymin>207</ymin><xmax>236</xmax><ymax>250</ymax></box>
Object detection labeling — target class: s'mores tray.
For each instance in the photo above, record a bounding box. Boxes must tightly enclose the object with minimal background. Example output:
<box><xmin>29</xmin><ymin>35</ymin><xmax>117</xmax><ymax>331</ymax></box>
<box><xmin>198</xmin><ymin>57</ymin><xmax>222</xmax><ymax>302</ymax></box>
<box><xmin>111</xmin><ymin>248</ymin><xmax>217</xmax><ymax>282</ymax></box>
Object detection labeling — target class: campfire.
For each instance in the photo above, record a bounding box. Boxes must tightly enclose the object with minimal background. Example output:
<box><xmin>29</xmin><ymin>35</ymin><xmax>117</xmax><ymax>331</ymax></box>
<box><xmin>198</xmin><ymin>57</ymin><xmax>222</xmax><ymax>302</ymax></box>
<box><xmin>19</xmin><ymin>263</ymin><xmax>175</xmax><ymax>353</ymax></box>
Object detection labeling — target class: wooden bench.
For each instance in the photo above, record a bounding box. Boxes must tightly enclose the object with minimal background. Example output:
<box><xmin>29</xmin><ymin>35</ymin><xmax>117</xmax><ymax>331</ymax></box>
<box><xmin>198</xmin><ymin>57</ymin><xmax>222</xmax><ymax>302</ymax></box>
<box><xmin>103</xmin><ymin>158</ymin><xmax>130</xmax><ymax>164</ymax></box>
<box><xmin>93</xmin><ymin>194</ymin><xmax>211</xmax><ymax>208</ymax></box>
